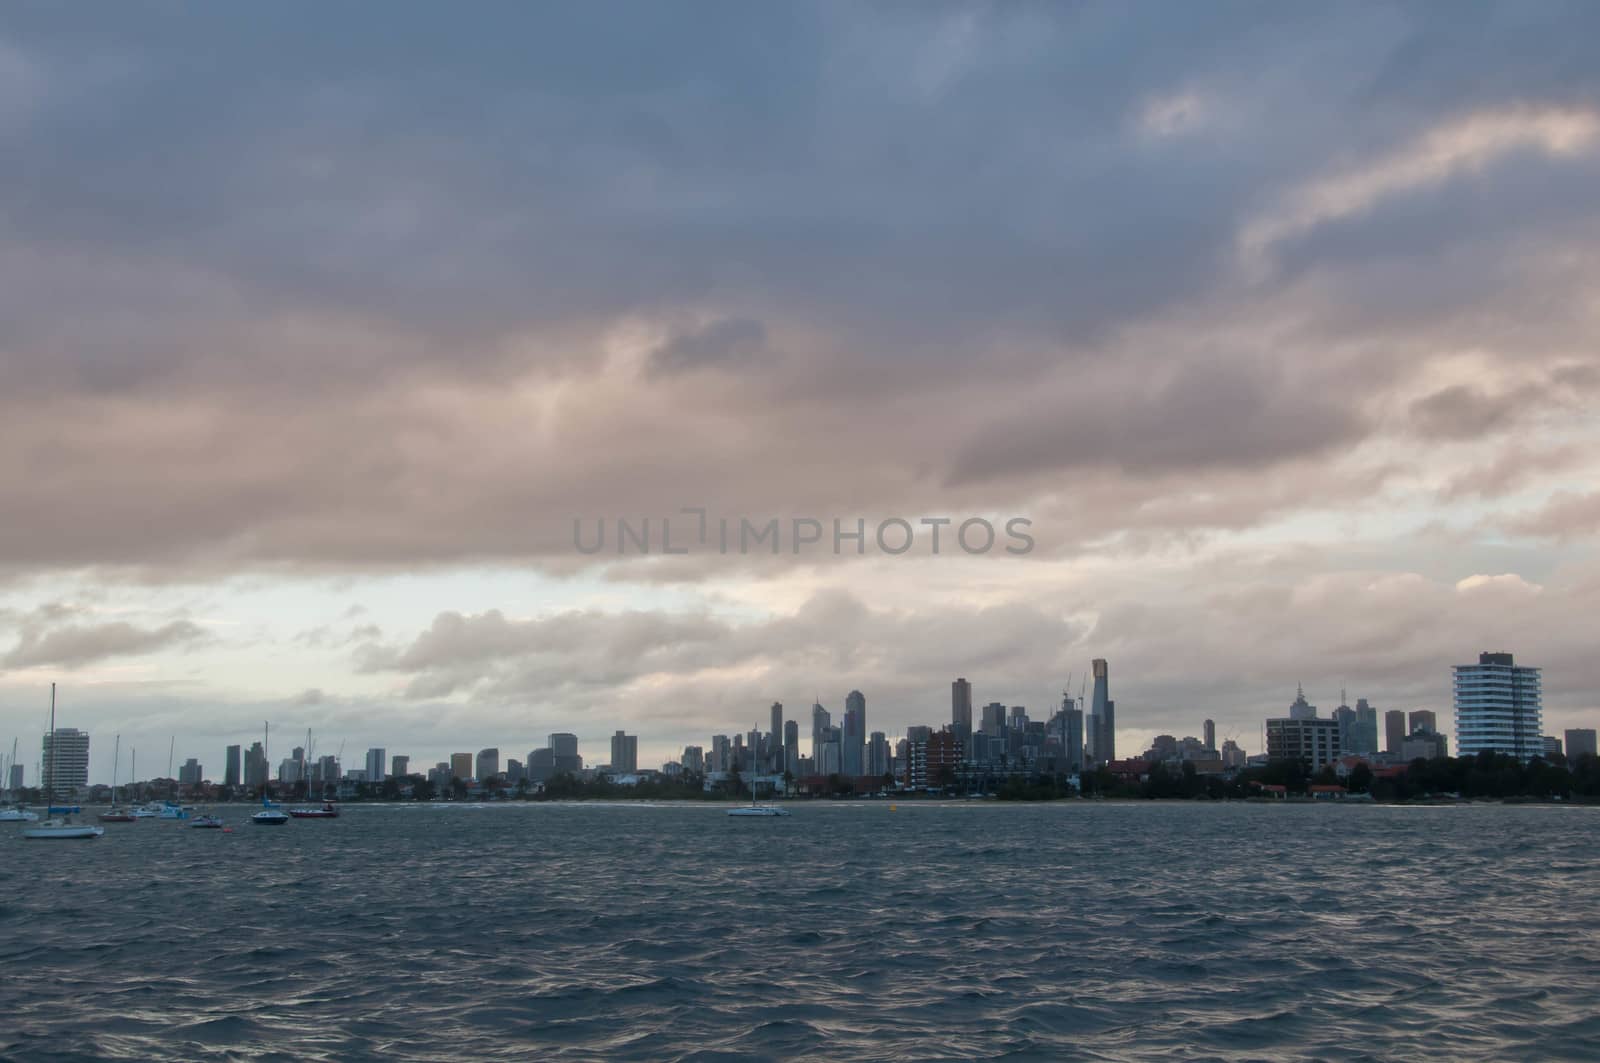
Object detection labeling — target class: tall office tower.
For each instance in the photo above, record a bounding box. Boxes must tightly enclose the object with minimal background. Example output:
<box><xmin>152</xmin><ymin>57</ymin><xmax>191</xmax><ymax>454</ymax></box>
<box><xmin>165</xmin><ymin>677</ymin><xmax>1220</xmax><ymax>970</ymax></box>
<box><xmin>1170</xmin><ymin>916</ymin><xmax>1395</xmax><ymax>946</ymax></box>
<box><xmin>1454</xmin><ymin>652</ymin><xmax>1543</xmax><ymax>761</ymax></box>
<box><xmin>981</xmin><ymin>702</ymin><xmax>1007</xmax><ymax>737</ymax></box>
<box><xmin>1332</xmin><ymin>704</ymin><xmax>1356</xmax><ymax>752</ymax></box>
<box><xmin>1009</xmin><ymin>705</ymin><xmax>1027</xmax><ymax>730</ymax></box>
<box><xmin>1085</xmin><ymin>659</ymin><xmax>1115</xmax><ymax>765</ymax></box>
<box><xmin>1409</xmin><ymin>710</ymin><xmax>1438</xmax><ymax>734</ymax></box>
<box><xmin>906</xmin><ymin>725</ymin><xmax>932</xmax><ymax>743</ymax></box>
<box><xmin>1061</xmin><ymin>693</ymin><xmax>1085</xmax><ymax>773</ymax></box>
<box><xmin>682</xmin><ymin>746</ymin><xmax>705</xmax><ymax>774</ymax></box>
<box><xmin>1266</xmin><ymin>717</ymin><xmax>1343</xmax><ymax>771</ymax></box>
<box><xmin>811</xmin><ymin>703</ymin><xmax>831</xmax><ymax>760</ymax></box>
<box><xmin>610</xmin><ymin>731</ymin><xmax>638</xmax><ymax>774</ymax></box>
<box><xmin>769</xmin><ymin>701</ymin><xmax>784</xmax><ymax>772</ymax></box>
<box><xmin>866</xmin><ymin>732</ymin><xmax>891</xmax><ymax>777</ymax></box>
<box><xmin>783</xmin><ymin>719</ymin><xmax>799</xmax><ymax>776</ymax></box>
<box><xmin>817</xmin><ymin>726</ymin><xmax>842</xmax><ymax>775</ymax></box>
<box><xmin>527</xmin><ymin>748</ymin><xmax>555</xmax><ymax>782</ymax></box>
<box><xmin>548</xmin><ymin>732</ymin><xmax>582</xmax><ymax>774</ymax></box>
<box><xmin>1565</xmin><ymin>728</ymin><xmax>1597</xmax><ymax>765</ymax></box>
<box><xmin>732</xmin><ymin>733</ymin><xmax>745</xmax><ymax>771</ymax></box>
<box><xmin>391</xmin><ymin>754</ymin><xmax>410</xmax><ymax>778</ymax></box>
<box><xmin>450</xmin><ymin>752</ymin><xmax>473</xmax><ymax>780</ymax></box>
<box><xmin>244</xmin><ymin>742</ymin><xmax>267</xmax><ymax>788</ymax></box>
<box><xmin>842</xmin><ymin>690</ymin><xmax>866</xmax><ymax>777</ymax></box>
<box><xmin>475</xmin><ymin>747</ymin><xmax>499</xmax><ymax>780</ymax></box>
<box><xmin>1353</xmin><ymin>699</ymin><xmax>1379</xmax><ymax>754</ymax></box>
<box><xmin>952</xmin><ymin>677</ymin><xmax>973</xmax><ymax>754</ymax></box>
<box><xmin>505</xmin><ymin>759</ymin><xmax>524</xmax><ymax>783</ymax></box>
<box><xmin>711</xmin><ymin>734</ymin><xmax>731</xmax><ymax>773</ymax></box>
<box><xmin>1287</xmin><ymin>684</ymin><xmax>1317</xmax><ymax>720</ymax></box>
<box><xmin>1384</xmin><ymin>710</ymin><xmax>1406</xmax><ymax>754</ymax></box>
<box><xmin>366</xmin><ymin>747</ymin><xmax>387</xmax><ymax>783</ymax></box>
<box><xmin>224</xmin><ymin>744</ymin><xmax>242</xmax><ymax>788</ymax></box>
<box><xmin>41</xmin><ymin>728</ymin><xmax>90</xmax><ymax>794</ymax></box>
<box><xmin>1203</xmin><ymin>719</ymin><xmax>1216</xmax><ymax>751</ymax></box>
<box><xmin>7</xmin><ymin>763</ymin><xmax>22</xmax><ymax>791</ymax></box>
<box><xmin>178</xmin><ymin>758</ymin><xmax>203</xmax><ymax>786</ymax></box>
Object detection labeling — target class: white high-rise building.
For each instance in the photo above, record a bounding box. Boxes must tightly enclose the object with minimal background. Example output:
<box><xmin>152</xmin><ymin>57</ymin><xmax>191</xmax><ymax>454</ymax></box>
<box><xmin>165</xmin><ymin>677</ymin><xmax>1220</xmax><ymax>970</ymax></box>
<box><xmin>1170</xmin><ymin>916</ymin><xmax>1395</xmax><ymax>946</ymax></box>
<box><xmin>366</xmin><ymin>747</ymin><xmax>387</xmax><ymax>783</ymax></box>
<box><xmin>42</xmin><ymin>728</ymin><xmax>90</xmax><ymax>794</ymax></box>
<box><xmin>1453</xmin><ymin>652</ymin><xmax>1542</xmax><ymax>761</ymax></box>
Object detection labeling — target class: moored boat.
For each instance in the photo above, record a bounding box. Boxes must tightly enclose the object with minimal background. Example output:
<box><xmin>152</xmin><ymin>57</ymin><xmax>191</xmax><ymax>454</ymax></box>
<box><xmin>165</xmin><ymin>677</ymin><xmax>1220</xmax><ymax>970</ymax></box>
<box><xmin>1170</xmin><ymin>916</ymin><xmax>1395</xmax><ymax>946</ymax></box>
<box><xmin>288</xmin><ymin>802</ymin><xmax>339</xmax><ymax>819</ymax></box>
<box><xmin>22</xmin><ymin>685</ymin><xmax>103</xmax><ymax>840</ymax></box>
<box><xmin>190</xmin><ymin>813</ymin><xmax>225</xmax><ymax>829</ymax></box>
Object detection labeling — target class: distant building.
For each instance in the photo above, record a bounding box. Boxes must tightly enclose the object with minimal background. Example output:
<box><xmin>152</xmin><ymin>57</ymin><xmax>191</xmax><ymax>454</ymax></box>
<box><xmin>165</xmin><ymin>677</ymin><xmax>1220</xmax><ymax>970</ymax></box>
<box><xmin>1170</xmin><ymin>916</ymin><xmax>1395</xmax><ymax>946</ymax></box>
<box><xmin>41</xmin><ymin>728</ymin><xmax>91</xmax><ymax>795</ymax></box>
<box><xmin>981</xmin><ymin>702</ymin><xmax>1007</xmax><ymax>738</ymax></box>
<box><xmin>527</xmin><ymin>747</ymin><xmax>556</xmax><ymax>783</ymax></box>
<box><xmin>1332</xmin><ymin>702</ymin><xmax>1355</xmax><ymax>752</ymax></box>
<box><xmin>224</xmin><ymin>745</ymin><xmax>241</xmax><ymax>788</ymax></box>
<box><xmin>391</xmin><ymin>754</ymin><xmax>410</xmax><ymax>778</ymax></box>
<box><xmin>476</xmin><ymin>747</ymin><xmax>499</xmax><ymax>780</ymax></box>
<box><xmin>365</xmin><ymin>747</ymin><xmax>387</xmax><ymax>784</ymax></box>
<box><xmin>7</xmin><ymin>763</ymin><xmax>23</xmax><ymax>791</ymax></box>
<box><xmin>842</xmin><ymin>690</ymin><xmax>866</xmax><ymax>777</ymax></box>
<box><xmin>1266</xmin><ymin>717</ymin><xmax>1341</xmax><ymax>772</ymax></box>
<box><xmin>1089</xmin><ymin>659</ymin><xmax>1114</xmax><ymax>765</ymax></box>
<box><xmin>1384</xmin><ymin>710</ymin><xmax>1406</xmax><ymax>755</ymax></box>
<box><xmin>244</xmin><ymin>742</ymin><xmax>268</xmax><ymax>788</ymax></box>
<box><xmin>1409</xmin><ymin>710</ymin><xmax>1438</xmax><ymax>735</ymax></box>
<box><xmin>1203</xmin><ymin>719</ymin><xmax>1216</xmax><ymax>751</ymax></box>
<box><xmin>1352</xmin><ymin>699</ymin><xmax>1379</xmax><ymax>755</ymax></box>
<box><xmin>783</xmin><ymin>719</ymin><xmax>799</xmax><ymax>777</ymax></box>
<box><xmin>1288</xmin><ymin>684</ymin><xmax>1317</xmax><ymax>720</ymax></box>
<box><xmin>450</xmin><ymin>752</ymin><xmax>473</xmax><ymax>780</ymax></box>
<box><xmin>866</xmin><ymin>731</ymin><xmax>890</xmax><ymax>777</ymax></box>
<box><xmin>1542</xmin><ymin>736</ymin><xmax>1564</xmax><ymax>760</ymax></box>
<box><xmin>769</xmin><ymin>702</ymin><xmax>784</xmax><ymax>773</ymax></box>
<box><xmin>1220</xmin><ymin>739</ymin><xmax>1246</xmax><ymax>769</ymax></box>
<box><xmin>952</xmin><ymin>678</ymin><xmax>973</xmax><ymax>755</ymax></box>
<box><xmin>1402</xmin><ymin>732</ymin><xmax>1448</xmax><ymax>761</ymax></box>
<box><xmin>1565</xmin><ymin>728</ymin><xmax>1597</xmax><ymax>766</ymax></box>
<box><xmin>610</xmin><ymin>731</ymin><xmax>638</xmax><ymax>774</ymax></box>
<box><xmin>927</xmin><ymin>729</ymin><xmax>962</xmax><ymax>785</ymax></box>
<box><xmin>505</xmin><ymin>759</ymin><xmax>524</xmax><ymax>783</ymax></box>
<box><xmin>178</xmin><ymin>758</ymin><xmax>203</xmax><ymax>786</ymax></box>
<box><xmin>1454</xmin><ymin>652</ymin><xmax>1543</xmax><ymax>761</ymax></box>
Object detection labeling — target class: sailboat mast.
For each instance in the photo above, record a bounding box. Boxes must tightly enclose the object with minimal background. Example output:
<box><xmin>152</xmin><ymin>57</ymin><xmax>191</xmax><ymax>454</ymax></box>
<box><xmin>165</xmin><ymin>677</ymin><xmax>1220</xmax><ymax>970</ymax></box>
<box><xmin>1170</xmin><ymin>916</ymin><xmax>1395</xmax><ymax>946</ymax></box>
<box><xmin>113</xmin><ymin>734</ymin><xmax>120</xmax><ymax>805</ymax></box>
<box><xmin>45</xmin><ymin>683</ymin><xmax>55</xmax><ymax>809</ymax></box>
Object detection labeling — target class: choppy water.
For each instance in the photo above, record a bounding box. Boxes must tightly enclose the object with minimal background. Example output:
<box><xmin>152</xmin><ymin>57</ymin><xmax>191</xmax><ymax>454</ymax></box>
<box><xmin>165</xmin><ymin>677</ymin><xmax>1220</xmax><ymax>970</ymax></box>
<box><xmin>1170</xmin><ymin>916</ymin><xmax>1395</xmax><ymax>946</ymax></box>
<box><xmin>3</xmin><ymin>802</ymin><xmax>1598</xmax><ymax>1061</ymax></box>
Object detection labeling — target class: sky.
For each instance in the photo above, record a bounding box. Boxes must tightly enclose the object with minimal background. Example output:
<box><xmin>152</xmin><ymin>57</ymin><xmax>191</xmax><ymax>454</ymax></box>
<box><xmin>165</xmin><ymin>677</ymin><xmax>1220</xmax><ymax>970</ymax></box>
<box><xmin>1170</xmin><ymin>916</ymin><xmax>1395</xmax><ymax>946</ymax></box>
<box><xmin>2</xmin><ymin>2</ymin><xmax>1599</xmax><ymax>783</ymax></box>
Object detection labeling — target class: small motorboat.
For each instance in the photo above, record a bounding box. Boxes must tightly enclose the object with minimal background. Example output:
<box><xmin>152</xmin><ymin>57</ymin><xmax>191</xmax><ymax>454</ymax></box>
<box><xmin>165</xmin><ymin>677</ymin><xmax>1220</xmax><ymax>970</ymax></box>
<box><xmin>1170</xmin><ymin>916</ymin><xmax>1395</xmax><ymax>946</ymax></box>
<box><xmin>190</xmin><ymin>813</ymin><xmax>225</xmax><ymax>829</ymax></box>
<box><xmin>99</xmin><ymin>808</ymin><xmax>137</xmax><ymax>823</ymax></box>
<box><xmin>0</xmin><ymin>807</ymin><xmax>40</xmax><ymax>823</ymax></box>
<box><xmin>288</xmin><ymin>802</ymin><xmax>339</xmax><ymax>819</ymax></box>
<box><xmin>728</xmin><ymin>805</ymin><xmax>791</xmax><ymax>817</ymax></box>
<box><xmin>252</xmin><ymin>808</ymin><xmax>289</xmax><ymax>825</ymax></box>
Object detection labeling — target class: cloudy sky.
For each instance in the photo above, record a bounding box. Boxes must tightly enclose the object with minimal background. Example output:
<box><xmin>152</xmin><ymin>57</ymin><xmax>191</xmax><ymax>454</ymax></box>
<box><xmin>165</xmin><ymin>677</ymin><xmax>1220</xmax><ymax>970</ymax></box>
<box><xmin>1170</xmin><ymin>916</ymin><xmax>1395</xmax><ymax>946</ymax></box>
<box><xmin>3</xmin><ymin>2</ymin><xmax>1598</xmax><ymax>782</ymax></box>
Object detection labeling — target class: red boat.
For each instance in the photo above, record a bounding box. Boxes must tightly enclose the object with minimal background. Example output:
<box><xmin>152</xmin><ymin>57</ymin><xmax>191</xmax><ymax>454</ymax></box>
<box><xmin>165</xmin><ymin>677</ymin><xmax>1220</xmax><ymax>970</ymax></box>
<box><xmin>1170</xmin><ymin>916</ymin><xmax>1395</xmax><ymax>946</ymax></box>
<box><xmin>288</xmin><ymin>802</ymin><xmax>340</xmax><ymax>819</ymax></box>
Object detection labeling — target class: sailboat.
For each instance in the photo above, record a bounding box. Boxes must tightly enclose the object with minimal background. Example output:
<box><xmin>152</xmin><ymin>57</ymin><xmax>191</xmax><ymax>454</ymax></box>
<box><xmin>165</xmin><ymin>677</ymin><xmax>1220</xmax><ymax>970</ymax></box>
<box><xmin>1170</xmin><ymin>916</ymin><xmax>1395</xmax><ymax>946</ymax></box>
<box><xmin>0</xmin><ymin>738</ymin><xmax>39</xmax><ymax>821</ymax></box>
<box><xmin>251</xmin><ymin>722</ymin><xmax>289</xmax><ymax>825</ymax></box>
<box><xmin>727</xmin><ymin>773</ymin><xmax>791</xmax><ymax>817</ymax></box>
<box><xmin>289</xmin><ymin>728</ymin><xmax>337</xmax><ymax>817</ymax></box>
<box><xmin>99</xmin><ymin>735</ymin><xmax>135</xmax><ymax>822</ymax></box>
<box><xmin>23</xmin><ymin>685</ymin><xmax>104</xmax><ymax>839</ymax></box>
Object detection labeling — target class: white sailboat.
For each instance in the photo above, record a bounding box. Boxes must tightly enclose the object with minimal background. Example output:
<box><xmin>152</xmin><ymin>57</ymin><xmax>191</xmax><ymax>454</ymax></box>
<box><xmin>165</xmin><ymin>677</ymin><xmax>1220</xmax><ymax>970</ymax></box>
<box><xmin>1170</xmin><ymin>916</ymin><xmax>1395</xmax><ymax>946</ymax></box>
<box><xmin>23</xmin><ymin>684</ymin><xmax>104</xmax><ymax>839</ymax></box>
<box><xmin>251</xmin><ymin>722</ymin><xmax>289</xmax><ymax>825</ymax></box>
<box><xmin>728</xmin><ymin>773</ymin><xmax>790</xmax><ymax>817</ymax></box>
<box><xmin>0</xmin><ymin>737</ymin><xmax>39</xmax><ymax>821</ymax></box>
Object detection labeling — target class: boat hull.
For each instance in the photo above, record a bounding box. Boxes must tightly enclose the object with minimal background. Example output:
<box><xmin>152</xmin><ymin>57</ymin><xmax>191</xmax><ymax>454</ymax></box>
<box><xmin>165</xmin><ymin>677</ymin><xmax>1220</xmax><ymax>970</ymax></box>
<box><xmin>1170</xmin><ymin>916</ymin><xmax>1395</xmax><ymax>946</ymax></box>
<box><xmin>23</xmin><ymin>825</ymin><xmax>105</xmax><ymax>839</ymax></box>
<box><xmin>251</xmin><ymin>812</ymin><xmax>289</xmax><ymax>825</ymax></box>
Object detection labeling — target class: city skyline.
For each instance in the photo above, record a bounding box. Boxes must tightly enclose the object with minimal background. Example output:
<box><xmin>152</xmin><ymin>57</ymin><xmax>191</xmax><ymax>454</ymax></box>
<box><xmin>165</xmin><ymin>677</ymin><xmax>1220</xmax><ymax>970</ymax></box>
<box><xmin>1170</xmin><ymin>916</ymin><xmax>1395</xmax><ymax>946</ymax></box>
<box><xmin>3</xmin><ymin>5</ymin><xmax>1600</xmax><ymax>784</ymax></box>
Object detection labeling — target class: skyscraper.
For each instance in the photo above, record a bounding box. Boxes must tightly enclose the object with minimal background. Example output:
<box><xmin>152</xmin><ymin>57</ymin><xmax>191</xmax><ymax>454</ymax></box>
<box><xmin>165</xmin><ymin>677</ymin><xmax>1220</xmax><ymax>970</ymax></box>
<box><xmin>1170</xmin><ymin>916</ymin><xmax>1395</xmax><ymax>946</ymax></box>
<box><xmin>611</xmin><ymin>731</ymin><xmax>638</xmax><ymax>774</ymax></box>
<box><xmin>952</xmin><ymin>678</ymin><xmax>973</xmax><ymax>755</ymax></box>
<box><xmin>842</xmin><ymin>690</ymin><xmax>866</xmax><ymax>777</ymax></box>
<box><xmin>811</xmin><ymin>703</ymin><xmax>830</xmax><ymax>761</ymax></box>
<box><xmin>981</xmin><ymin>702</ymin><xmax>1007</xmax><ymax>737</ymax></box>
<box><xmin>41</xmin><ymin>728</ymin><xmax>90</xmax><ymax>794</ymax></box>
<box><xmin>391</xmin><ymin>754</ymin><xmax>410</xmax><ymax>778</ymax></box>
<box><xmin>1409</xmin><ymin>710</ymin><xmax>1438</xmax><ymax>734</ymax></box>
<box><xmin>769</xmin><ymin>701</ymin><xmax>784</xmax><ymax>773</ymax></box>
<box><xmin>1288</xmin><ymin>684</ymin><xmax>1317</xmax><ymax>720</ymax></box>
<box><xmin>1089</xmin><ymin>659</ymin><xmax>1113</xmax><ymax>765</ymax></box>
<box><xmin>178</xmin><ymin>758</ymin><xmax>203</xmax><ymax>786</ymax></box>
<box><xmin>1353</xmin><ymin>699</ymin><xmax>1379</xmax><ymax>754</ymax></box>
<box><xmin>365</xmin><ymin>747</ymin><xmax>387</xmax><ymax>784</ymax></box>
<box><xmin>245</xmin><ymin>741</ymin><xmax>268</xmax><ymax>788</ymax></box>
<box><xmin>783</xmin><ymin>719</ymin><xmax>799</xmax><ymax>776</ymax></box>
<box><xmin>866</xmin><ymin>732</ymin><xmax>890</xmax><ymax>777</ymax></box>
<box><xmin>6</xmin><ymin>763</ymin><xmax>22</xmax><ymax>791</ymax></box>
<box><xmin>1060</xmin><ymin>693</ymin><xmax>1084</xmax><ymax>773</ymax></box>
<box><xmin>1203</xmin><ymin>718</ymin><xmax>1216</xmax><ymax>752</ymax></box>
<box><xmin>450</xmin><ymin>752</ymin><xmax>473</xmax><ymax>780</ymax></box>
<box><xmin>224</xmin><ymin>744</ymin><xmax>241</xmax><ymax>788</ymax></box>
<box><xmin>1384</xmin><ymin>710</ymin><xmax>1406</xmax><ymax>755</ymax></box>
<box><xmin>1454</xmin><ymin>652</ymin><xmax>1542</xmax><ymax>761</ymax></box>
<box><xmin>475</xmin><ymin>747</ymin><xmax>499</xmax><ymax>780</ymax></box>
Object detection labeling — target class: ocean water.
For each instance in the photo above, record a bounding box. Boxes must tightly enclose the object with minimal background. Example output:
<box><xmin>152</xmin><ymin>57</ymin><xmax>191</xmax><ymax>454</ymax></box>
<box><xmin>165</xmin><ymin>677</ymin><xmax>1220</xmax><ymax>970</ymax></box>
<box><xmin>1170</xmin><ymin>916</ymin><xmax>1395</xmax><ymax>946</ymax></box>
<box><xmin>3</xmin><ymin>801</ymin><xmax>1598</xmax><ymax>1061</ymax></box>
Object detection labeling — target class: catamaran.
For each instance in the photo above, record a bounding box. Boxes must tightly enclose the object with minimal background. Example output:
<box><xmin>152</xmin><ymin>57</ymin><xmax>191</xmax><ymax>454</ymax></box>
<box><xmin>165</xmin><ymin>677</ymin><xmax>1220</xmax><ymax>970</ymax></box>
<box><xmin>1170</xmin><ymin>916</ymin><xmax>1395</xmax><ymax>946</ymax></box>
<box><xmin>728</xmin><ymin>776</ymin><xmax>791</xmax><ymax>817</ymax></box>
<box><xmin>23</xmin><ymin>685</ymin><xmax>104</xmax><ymax>840</ymax></box>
